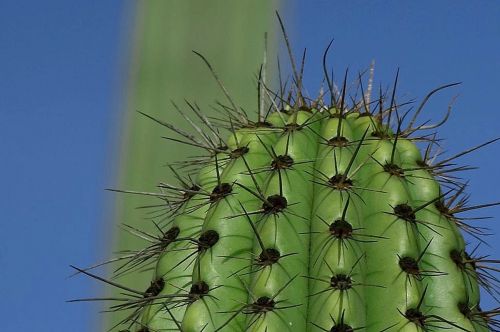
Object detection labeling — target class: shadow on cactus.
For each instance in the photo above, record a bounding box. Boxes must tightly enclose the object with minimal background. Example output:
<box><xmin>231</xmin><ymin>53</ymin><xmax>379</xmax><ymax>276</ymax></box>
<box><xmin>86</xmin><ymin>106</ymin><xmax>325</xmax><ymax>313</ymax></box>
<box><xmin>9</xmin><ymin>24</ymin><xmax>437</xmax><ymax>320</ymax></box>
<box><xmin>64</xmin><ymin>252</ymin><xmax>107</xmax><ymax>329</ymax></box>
<box><xmin>71</xmin><ymin>14</ymin><xmax>500</xmax><ymax>332</ymax></box>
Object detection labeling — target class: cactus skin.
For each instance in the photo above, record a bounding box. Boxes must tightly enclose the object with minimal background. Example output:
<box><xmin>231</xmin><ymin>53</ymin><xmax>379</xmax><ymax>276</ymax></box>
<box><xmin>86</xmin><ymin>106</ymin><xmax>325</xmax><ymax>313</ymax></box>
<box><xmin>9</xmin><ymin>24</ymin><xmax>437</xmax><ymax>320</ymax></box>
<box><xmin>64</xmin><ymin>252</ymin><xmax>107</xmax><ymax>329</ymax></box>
<box><xmin>72</xmin><ymin>31</ymin><xmax>500</xmax><ymax>332</ymax></box>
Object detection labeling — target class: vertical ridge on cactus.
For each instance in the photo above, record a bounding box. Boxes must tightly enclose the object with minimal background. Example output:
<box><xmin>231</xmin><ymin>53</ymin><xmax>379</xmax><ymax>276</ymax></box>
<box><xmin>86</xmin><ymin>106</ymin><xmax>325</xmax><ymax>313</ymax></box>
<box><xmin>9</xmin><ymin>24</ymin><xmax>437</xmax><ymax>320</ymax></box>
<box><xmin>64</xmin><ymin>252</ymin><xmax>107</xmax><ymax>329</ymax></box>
<box><xmin>71</xmin><ymin>17</ymin><xmax>500</xmax><ymax>332</ymax></box>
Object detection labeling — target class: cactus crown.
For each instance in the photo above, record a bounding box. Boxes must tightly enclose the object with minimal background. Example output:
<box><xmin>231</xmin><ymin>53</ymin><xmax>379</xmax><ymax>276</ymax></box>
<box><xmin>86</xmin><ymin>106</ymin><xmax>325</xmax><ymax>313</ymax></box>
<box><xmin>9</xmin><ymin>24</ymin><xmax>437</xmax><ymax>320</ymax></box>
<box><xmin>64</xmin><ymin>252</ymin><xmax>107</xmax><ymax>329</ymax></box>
<box><xmin>72</xmin><ymin>15</ymin><xmax>500</xmax><ymax>332</ymax></box>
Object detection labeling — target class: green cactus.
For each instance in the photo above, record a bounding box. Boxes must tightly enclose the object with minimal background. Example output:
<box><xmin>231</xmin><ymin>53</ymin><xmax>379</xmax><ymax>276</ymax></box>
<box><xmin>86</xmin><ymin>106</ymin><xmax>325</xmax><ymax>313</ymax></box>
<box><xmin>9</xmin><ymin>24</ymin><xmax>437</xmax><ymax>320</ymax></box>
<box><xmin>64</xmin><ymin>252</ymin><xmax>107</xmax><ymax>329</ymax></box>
<box><xmin>72</xmin><ymin>17</ymin><xmax>500</xmax><ymax>332</ymax></box>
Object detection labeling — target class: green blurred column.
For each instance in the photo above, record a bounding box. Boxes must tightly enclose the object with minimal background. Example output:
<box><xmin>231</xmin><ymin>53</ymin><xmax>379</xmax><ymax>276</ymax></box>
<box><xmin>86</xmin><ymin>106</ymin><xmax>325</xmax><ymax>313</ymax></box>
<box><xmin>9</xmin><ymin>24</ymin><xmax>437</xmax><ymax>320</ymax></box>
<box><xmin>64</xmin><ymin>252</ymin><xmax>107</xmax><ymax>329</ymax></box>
<box><xmin>107</xmin><ymin>1</ymin><xmax>279</xmax><ymax>329</ymax></box>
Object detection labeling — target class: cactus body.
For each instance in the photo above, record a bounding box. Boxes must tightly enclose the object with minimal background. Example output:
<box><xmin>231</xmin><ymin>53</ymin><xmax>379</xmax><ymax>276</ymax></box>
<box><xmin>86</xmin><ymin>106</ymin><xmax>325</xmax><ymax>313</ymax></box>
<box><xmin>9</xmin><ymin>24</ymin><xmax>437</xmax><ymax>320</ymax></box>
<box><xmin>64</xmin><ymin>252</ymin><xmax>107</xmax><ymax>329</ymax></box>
<box><xmin>107</xmin><ymin>98</ymin><xmax>497</xmax><ymax>332</ymax></box>
<box><xmin>73</xmin><ymin>29</ymin><xmax>500</xmax><ymax>331</ymax></box>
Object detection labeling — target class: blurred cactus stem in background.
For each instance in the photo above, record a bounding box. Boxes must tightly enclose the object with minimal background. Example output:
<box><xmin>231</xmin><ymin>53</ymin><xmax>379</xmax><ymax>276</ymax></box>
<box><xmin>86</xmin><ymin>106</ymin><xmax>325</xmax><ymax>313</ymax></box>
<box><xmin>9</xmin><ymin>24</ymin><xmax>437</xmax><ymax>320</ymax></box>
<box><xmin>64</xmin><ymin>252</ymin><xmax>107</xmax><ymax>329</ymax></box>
<box><xmin>106</xmin><ymin>1</ymin><xmax>279</xmax><ymax>329</ymax></box>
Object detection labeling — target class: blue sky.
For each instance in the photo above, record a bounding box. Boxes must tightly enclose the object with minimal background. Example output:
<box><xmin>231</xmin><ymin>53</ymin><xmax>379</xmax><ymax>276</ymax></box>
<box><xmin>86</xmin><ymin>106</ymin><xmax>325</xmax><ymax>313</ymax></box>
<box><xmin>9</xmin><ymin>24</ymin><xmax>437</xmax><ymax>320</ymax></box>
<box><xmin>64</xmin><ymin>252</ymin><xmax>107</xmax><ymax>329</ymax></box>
<box><xmin>1</xmin><ymin>1</ymin><xmax>134</xmax><ymax>330</ymax></box>
<box><xmin>1</xmin><ymin>1</ymin><xmax>499</xmax><ymax>331</ymax></box>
